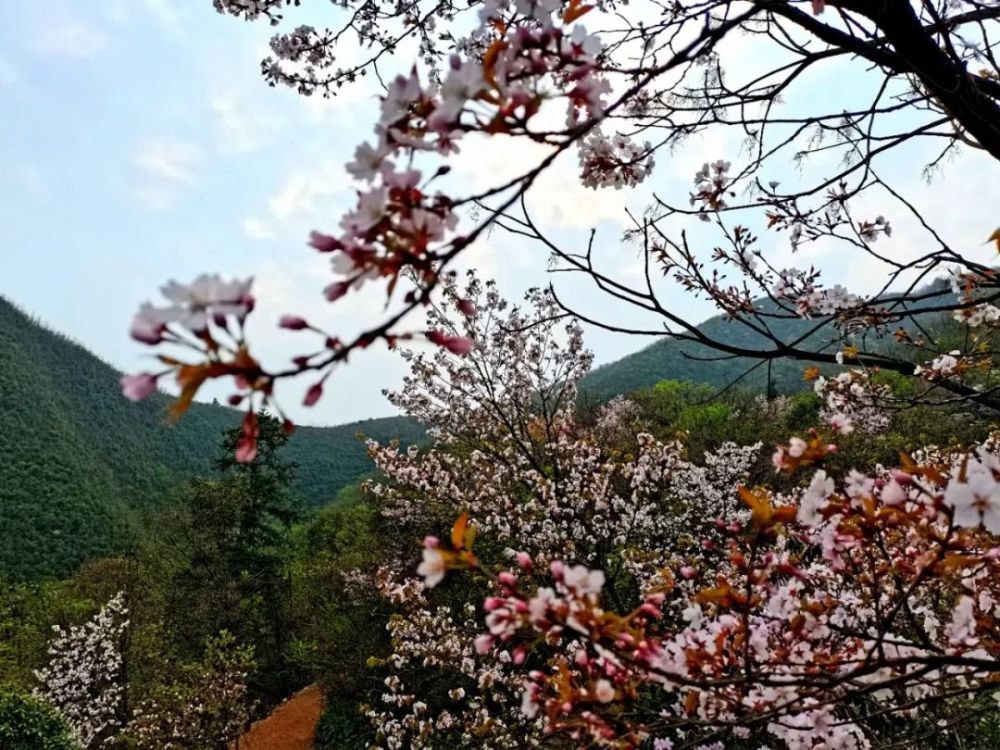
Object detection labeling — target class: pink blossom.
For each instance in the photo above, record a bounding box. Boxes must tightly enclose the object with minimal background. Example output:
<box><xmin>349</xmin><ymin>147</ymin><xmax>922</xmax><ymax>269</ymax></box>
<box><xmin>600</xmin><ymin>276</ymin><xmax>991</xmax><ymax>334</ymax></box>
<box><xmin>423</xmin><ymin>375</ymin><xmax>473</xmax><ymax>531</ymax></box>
<box><xmin>308</xmin><ymin>230</ymin><xmax>342</xmax><ymax>252</ymax></box>
<box><xmin>417</xmin><ymin>546</ymin><xmax>447</xmax><ymax>588</ymax></box>
<box><xmin>303</xmin><ymin>381</ymin><xmax>324</xmax><ymax>407</ymax></box>
<box><xmin>120</xmin><ymin>372</ymin><xmax>158</xmax><ymax>401</ymax></box>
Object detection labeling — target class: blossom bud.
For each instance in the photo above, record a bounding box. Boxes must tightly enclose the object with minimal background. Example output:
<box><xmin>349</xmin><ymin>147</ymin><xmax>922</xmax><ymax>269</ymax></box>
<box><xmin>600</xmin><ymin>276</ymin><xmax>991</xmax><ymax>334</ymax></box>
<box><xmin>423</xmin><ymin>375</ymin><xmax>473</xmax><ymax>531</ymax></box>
<box><xmin>891</xmin><ymin>469</ymin><xmax>913</xmax><ymax>486</ymax></box>
<box><xmin>498</xmin><ymin>571</ymin><xmax>517</xmax><ymax>589</ymax></box>
<box><xmin>279</xmin><ymin>315</ymin><xmax>309</xmax><ymax>330</ymax></box>
<box><xmin>324</xmin><ymin>281</ymin><xmax>350</xmax><ymax>302</ymax></box>
<box><xmin>303</xmin><ymin>381</ymin><xmax>324</xmax><ymax>407</ymax></box>
<box><xmin>516</xmin><ymin>551</ymin><xmax>532</xmax><ymax>571</ymax></box>
<box><xmin>308</xmin><ymin>230</ymin><xmax>342</xmax><ymax>252</ymax></box>
<box><xmin>120</xmin><ymin>372</ymin><xmax>158</xmax><ymax>402</ymax></box>
<box><xmin>423</xmin><ymin>536</ymin><xmax>440</xmax><ymax>549</ymax></box>
<box><xmin>638</xmin><ymin>603</ymin><xmax>661</xmax><ymax>619</ymax></box>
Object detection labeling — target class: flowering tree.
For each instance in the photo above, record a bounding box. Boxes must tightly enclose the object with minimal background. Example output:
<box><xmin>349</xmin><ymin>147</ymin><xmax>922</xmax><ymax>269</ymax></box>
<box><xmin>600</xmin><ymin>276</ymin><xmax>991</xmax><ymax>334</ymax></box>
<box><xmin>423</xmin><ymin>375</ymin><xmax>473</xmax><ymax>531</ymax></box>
<box><xmin>409</xmin><ymin>429</ymin><xmax>1000</xmax><ymax>749</ymax></box>
<box><xmin>124</xmin><ymin>0</ymin><xmax>1000</xmax><ymax>458</ymax></box>
<box><xmin>115</xmin><ymin>0</ymin><xmax>1000</xmax><ymax>746</ymax></box>
<box><xmin>353</xmin><ymin>280</ymin><xmax>775</xmax><ymax>747</ymax></box>
<box><xmin>120</xmin><ymin>631</ymin><xmax>254</xmax><ymax>750</ymax></box>
<box><xmin>34</xmin><ymin>593</ymin><xmax>128</xmax><ymax>749</ymax></box>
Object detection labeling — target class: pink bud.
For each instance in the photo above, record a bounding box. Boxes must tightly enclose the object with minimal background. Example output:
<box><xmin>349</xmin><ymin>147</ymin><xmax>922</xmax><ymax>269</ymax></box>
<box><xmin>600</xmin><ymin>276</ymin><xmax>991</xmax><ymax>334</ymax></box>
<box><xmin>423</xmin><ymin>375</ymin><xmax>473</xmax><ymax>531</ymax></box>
<box><xmin>513</xmin><ymin>646</ymin><xmax>528</xmax><ymax>665</ymax></box>
<box><xmin>484</xmin><ymin>597</ymin><xmax>504</xmax><ymax>612</ymax></box>
<box><xmin>426</xmin><ymin>329</ymin><xmax>475</xmax><ymax>356</ymax></box>
<box><xmin>680</xmin><ymin>565</ymin><xmax>697</xmax><ymax>580</ymax></box>
<box><xmin>120</xmin><ymin>373</ymin><xmax>158</xmax><ymax>401</ymax></box>
<box><xmin>423</xmin><ymin>535</ymin><xmax>440</xmax><ymax>549</ymax></box>
<box><xmin>516</xmin><ymin>551</ymin><xmax>533</xmax><ymax>571</ymax></box>
<box><xmin>308</xmin><ymin>231</ymin><xmax>342</xmax><ymax>252</ymax></box>
<box><xmin>303</xmin><ymin>381</ymin><xmax>323</xmax><ymax>407</ymax></box>
<box><xmin>279</xmin><ymin>315</ymin><xmax>309</xmax><ymax>330</ymax></box>
<box><xmin>446</xmin><ymin>336</ymin><xmax>475</xmax><ymax>355</ymax></box>
<box><xmin>498</xmin><ymin>571</ymin><xmax>517</xmax><ymax>588</ymax></box>
<box><xmin>324</xmin><ymin>281</ymin><xmax>350</xmax><ymax>302</ymax></box>
<box><xmin>891</xmin><ymin>469</ymin><xmax>913</xmax><ymax>486</ymax></box>
<box><xmin>638</xmin><ymin>603</ymin><xmax>661</xmax><ymax>619</ymax></box>
<box><xmin>129</xmin><ymin>317</ymin><xmax>164</xmax><ymax>345</ymax></box>
<box><xmin>457</xmin><ymin>298</ymin><xmax>477</xmax><ymax>317</ymax></box>
<box><xmin>235</xmin><ymin>439</ymin><xmax>257</xmax><ymax>464</ymax></box>
<box><xmin>235</xmin><ymin>412</ymin><xmax>259</xmax><ymax>464</ymax></box>
<box><xmin>550</xmin><ymin>560</ymin><xmax>565</xmax><ymax>580</ymax></box>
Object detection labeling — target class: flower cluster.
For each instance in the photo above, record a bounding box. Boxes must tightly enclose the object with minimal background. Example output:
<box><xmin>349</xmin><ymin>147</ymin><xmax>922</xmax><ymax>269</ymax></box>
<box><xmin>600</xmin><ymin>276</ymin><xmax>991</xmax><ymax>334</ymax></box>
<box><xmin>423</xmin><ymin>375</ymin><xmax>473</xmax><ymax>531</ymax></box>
<box><xmin>121</xmin><ymin>632</ymin><xmax>255</xmax><ymax>750</ymax></box>
<box><xmin>578</xmin><ymin>132</ymin><xmax>654</xmax><ymax>189</ymax></box>
<box><xmin>34</xmin><ymin>593</ymin><xmax>129</xmax><ymax>749</ymax></box>
<box><xmin>773</xmin><ymin>269</ymin><xmax>860</xmax><ymax>318</ymax></box>
<box><xmin>432</xmin><ymin>432</ymin><xmax>1000</xmax><ymax>749</ymax></box>
<box><xmin>914</xmin><ymin>350</ymin><xmax>966</xmax><ymax>380</ymax></box>
<box><xmin>690</xmin><ymin>160</ymin><xmax>732</xmax><ymax>219</ymax></box>
<box><xmin>811</xmin><ymin>369</ymin><xmax>892</xmax><ymax>435</ymax></box>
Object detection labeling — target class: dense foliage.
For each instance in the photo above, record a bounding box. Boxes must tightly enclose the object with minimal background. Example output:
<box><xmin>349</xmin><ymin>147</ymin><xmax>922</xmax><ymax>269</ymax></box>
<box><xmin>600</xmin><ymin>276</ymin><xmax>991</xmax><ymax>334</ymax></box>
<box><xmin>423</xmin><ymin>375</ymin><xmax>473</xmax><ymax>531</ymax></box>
<box><xmin>0</xmin><ymin>688</ymin><xmax>78</xmax><ymax>750</ymax></box>
<box><xmin>0</xmin><ymin>296</ymin><xmax>423</xmax><ymax>580</ymax></box>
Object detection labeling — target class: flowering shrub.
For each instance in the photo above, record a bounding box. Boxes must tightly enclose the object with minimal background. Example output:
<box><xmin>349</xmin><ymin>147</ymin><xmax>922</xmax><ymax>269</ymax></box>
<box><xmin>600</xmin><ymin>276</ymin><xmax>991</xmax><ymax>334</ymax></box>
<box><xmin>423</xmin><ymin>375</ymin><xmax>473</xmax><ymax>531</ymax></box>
<box><xmin>34</xmin><ymin>593</ymin><xmax>128</xmax><ymax>749</ymax></box>
<box><xmin>120</xmin><ymin>631</ymin><xmax>255</xmax><ymax>750</ymax></box>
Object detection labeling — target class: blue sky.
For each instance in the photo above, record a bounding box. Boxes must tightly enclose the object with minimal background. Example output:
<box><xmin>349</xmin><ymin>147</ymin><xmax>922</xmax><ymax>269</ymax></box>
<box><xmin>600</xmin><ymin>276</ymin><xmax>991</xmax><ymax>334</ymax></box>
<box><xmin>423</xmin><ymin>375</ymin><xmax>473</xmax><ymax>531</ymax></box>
<box><xmin>2</xmin><ymin>0</ymin><xmax>996</xmax><ymax>425</ymax></box>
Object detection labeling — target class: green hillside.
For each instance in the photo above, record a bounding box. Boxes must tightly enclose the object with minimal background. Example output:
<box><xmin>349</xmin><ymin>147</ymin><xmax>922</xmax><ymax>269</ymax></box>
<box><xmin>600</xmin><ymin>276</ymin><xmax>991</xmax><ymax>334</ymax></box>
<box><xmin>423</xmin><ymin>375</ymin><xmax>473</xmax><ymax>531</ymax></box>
<box><xmin>0</xmin><ymin>283</ymin><xmax>946</xmax><ymax>580</ymax></box>
<box><xmin>0</xmin><ymin>297</ymin><xmax>424</xmax><ymax>580</ymax></box>
<box><xmin>578</xmin><ymin>280</ymin><xmax>957</xmax><ymax>401</ymax></box>
<box><xmin>580</xmin><ymin>308</ymin><xmax>835</xmax><ymax>401</ymax></box>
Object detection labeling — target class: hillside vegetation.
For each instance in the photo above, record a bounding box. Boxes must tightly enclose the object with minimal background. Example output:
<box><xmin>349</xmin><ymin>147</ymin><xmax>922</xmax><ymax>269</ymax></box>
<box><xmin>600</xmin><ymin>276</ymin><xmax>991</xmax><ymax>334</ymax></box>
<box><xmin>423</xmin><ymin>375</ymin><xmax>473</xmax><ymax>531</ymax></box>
<box><xmin>0</xmin><ymin>297</ymin><xmax>424</xmax><ymax>580</ymax></box>
<box><xmin>0</xmin><ymin>287</ymin><xmax>946</xmax><ymax>580</ymax></box>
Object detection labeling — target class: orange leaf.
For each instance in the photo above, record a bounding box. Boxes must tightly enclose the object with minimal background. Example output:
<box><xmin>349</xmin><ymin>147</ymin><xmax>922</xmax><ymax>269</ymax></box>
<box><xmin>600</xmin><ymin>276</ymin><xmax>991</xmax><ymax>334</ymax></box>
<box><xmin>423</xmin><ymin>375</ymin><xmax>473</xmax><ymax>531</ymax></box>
<box><xmin>451</xmin><ymin>511</ymin><xmax>470</xmax><ymax>550</ymax></box>
<box><xmin>482</xmin><ymin>38</ymin><xmax>507</xmax><ymax>89</ymax></box>
<box><xmin>683</xmin><ymin>690</ymin><xmax>700</xmax><ymax>715</ymax></box>
<box><xmin>562</xmin><ymin>0</ymin><xmax>594</xmax><ymax>23</ymax></box>
<box><xmin>695</xmin><ymin>585</ymin><xmax>733</xmax><ymax>606</ymax></box>
<box><xmin>169</xmin><ymin>365</ymin><xmax>210</xmax><ymax>422</ymax></box>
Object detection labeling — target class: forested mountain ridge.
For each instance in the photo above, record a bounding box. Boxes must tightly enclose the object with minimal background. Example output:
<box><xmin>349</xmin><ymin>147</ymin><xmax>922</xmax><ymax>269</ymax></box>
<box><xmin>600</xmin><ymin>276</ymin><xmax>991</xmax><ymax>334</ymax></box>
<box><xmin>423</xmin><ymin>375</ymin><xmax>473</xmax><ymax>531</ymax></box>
<box><xmin>0</xmin><ymin>296</ymin><xmax>424</xmax><ymax>579</ymax></box>
<box><xmin>578</xmin><ymin>282</ymin><xmax>951</xmax><ymax>401</ymax></box>
<box><xmin>0</xmin><ymin>285</ymin><xmax>943</xmax><ymax>580</ymax></box>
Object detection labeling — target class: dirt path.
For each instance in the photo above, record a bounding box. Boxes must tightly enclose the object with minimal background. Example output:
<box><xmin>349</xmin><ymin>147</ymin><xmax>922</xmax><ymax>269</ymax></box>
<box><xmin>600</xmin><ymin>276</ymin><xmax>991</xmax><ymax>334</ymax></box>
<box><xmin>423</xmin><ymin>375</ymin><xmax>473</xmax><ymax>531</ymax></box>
<box><xmin>235</xmin><ymin>684</ymin><xmax>324</xmax><ymax>750</ymax></box>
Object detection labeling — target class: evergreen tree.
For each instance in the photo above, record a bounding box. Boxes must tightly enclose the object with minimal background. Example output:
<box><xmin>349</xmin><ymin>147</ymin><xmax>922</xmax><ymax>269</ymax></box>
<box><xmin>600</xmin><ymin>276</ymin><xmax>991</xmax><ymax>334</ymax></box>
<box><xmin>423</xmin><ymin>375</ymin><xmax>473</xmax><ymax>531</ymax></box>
<box><xmin>164</xmin><ymin>414</ymin><xmax>302</xmax><ymax>703</ymax></box>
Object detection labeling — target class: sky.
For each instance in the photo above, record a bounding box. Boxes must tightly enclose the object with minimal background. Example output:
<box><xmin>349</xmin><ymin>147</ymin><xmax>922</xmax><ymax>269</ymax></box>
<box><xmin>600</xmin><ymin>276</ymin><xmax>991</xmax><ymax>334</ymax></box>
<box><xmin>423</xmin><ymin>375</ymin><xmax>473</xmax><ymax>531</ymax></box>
<box><xmin>1</xmin><ymin>0</ymin><xmax>997</xmax><ymax>426</ymax></box>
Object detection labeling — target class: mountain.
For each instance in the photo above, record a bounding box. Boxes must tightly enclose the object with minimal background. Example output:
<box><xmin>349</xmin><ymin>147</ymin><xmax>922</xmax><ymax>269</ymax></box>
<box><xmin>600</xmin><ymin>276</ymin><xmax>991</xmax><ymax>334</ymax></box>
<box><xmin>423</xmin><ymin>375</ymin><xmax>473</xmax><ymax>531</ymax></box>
<box><xmin>1</xmin><ymin>282</ymin><xmax>946</xmax><ymax>580</ymax></box>
<box><xmin>0</xmin><ymin>297</ymin><xmax>424</xmax><ymax>580</ymax></box>
<box><xmin>580</xmin><ymin>280</ymin><xmax>955</xmax><ymax>400</ymax></box>
<box><xmin>580</xmin><ymin>307</ymin><xmax>834</xmax><ymax>401</ymax></box>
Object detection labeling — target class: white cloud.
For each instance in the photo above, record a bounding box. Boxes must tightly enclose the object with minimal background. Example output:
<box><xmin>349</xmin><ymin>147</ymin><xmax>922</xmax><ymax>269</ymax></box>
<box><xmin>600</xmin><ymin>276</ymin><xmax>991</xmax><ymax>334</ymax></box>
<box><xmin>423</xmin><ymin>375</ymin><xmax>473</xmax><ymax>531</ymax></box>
<box><xmin>33</xmin><ymin>19</ymin><xmax>108</xmax><ymax>58</ymax></box>
<box><xmin>243</xmin><ymin>217</ymin><xmax>276</xmax><ymax>240</ymax></box>
<box><xmin>133</xmin><ymin>137</ymin><xmax>202</xmax><ymax>184</ymax></box>
<box><xmin>454</xmin><ymin>133</ymin><xmax>631</xmax><ymax>229</ymax></box>
<box><xmin>210</xmin><ymin>93</ymin><xmax>282</xmax><ymax>154</ymax></box>
<box><xmin>267</xmin><ymin>159</ymin><xmax>348</xmax><ymax>220</ymax></box>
